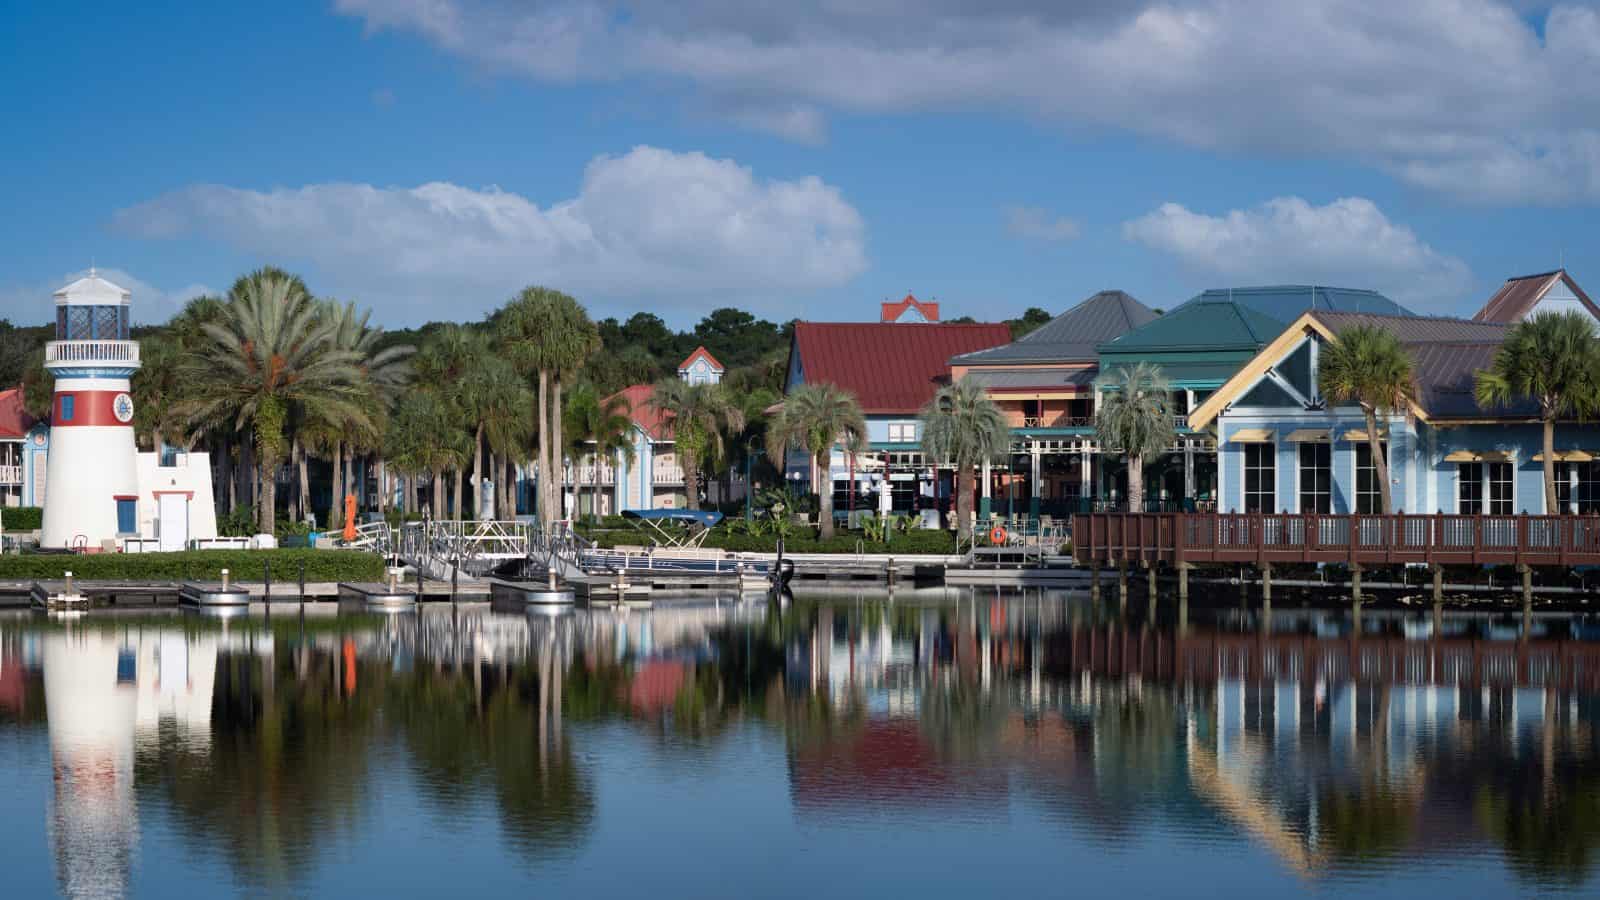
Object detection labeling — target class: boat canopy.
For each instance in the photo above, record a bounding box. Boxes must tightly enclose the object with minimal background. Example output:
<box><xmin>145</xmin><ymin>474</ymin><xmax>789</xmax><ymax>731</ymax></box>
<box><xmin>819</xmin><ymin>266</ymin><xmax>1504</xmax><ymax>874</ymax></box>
<box><xmin>622</xmin><ymin>509</ymin><xmax>723</xmax><ymax>526</ymax></box>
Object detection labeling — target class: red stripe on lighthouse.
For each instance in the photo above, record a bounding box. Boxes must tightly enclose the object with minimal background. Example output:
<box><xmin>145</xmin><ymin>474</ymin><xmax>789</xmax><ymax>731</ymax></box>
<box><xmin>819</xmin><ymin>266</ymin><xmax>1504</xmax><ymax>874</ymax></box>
<box><xmin>54</xmin><ymin>391</ymin><xmax>133</xmax><ymax>427</ymax></box>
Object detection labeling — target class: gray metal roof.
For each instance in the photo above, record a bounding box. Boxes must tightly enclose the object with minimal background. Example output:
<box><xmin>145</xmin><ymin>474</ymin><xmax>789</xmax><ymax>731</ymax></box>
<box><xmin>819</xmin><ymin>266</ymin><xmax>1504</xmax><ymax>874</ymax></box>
<box><xmin>951</xmin><ymin>290</ymin><xmax>1157</xmax><ymax>365</ymax></box>
<box><xmin>1315</xmin><ymin>311</ymin><xmax>1508</xmax><ymax>344</ymax></box>
<box><xmin>960</xmin><ymin>368</ymin><xmax>1098</xmax><ymax>390</ymax></box>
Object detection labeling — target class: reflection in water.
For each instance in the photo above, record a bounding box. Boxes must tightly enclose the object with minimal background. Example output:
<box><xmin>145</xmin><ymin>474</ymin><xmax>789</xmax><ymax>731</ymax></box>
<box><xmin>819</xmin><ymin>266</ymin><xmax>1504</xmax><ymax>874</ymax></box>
<box><xmin>4</xmin><ymin>592</ymin><xmax>1600</xmax><ymax>895</ymax></box>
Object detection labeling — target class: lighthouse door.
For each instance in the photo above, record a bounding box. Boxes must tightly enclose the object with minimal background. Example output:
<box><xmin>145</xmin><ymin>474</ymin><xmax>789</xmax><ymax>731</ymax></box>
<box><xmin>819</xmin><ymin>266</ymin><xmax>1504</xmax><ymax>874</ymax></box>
<box><xmin>158</xmin><ymin>493</ymin><xmax>188</xmax><ymax>551</ymax></box>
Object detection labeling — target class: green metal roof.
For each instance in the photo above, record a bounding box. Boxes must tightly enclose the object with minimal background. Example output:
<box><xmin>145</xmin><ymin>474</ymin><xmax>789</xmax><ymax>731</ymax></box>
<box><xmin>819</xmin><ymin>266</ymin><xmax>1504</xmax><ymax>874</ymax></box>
<box><xmin>1097</xmin><ymin>298</ymin><xmax>1284</xmax><ymax>354</ymax></box>
<box><xmin>1094</xmin><ymin>359</ymin><xmax>1247</xmax><ymax>388</ymax></box>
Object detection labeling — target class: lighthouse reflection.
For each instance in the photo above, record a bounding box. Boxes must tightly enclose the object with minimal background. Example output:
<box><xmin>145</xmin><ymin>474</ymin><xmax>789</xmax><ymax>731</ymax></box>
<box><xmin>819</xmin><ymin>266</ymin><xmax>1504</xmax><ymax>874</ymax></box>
<box><xmin>41</xmin><ymin>625</ymin><xmax>218</xmax><ymax>898</ymax></box>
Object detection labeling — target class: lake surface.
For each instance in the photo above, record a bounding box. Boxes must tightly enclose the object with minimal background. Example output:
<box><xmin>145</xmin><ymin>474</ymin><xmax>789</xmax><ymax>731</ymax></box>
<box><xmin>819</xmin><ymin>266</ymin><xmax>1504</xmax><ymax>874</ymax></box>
<box><xmin>2</xmin><ymin>590</ymin><xmax>1599</xmax><ymax>898</ymax></box>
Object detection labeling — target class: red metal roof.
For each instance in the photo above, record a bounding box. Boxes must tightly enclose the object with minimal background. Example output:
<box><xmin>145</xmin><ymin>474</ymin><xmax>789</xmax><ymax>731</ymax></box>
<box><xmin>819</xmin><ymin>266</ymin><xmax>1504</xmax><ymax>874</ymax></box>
<box><xmin>677</xmin><ymin>345</ymin><xmax>724</xmax><ymax>373</ymax></box>
<box><xmin>1472</xmin><ymin>269</ymin><xmax>1600</xmax><ymax>323</ymax></box>
<box><xmin>0</xmin><ymin>388</ymin><xmax>35</xmax><ymax>439</ymax></box>
<box><xmin>792</xmin><ymin>321</ymin><xmax>1012</xmax><ymax>414</ymax></box>
<box><xmin>879</xmin><ymin>293</ymin><xmax>940</xmax><ymax>323</ymax></box>
<box><xmin>606</xmin><ymin>384</ymin><xmax>672</xmax><ymax>441</ymax></box>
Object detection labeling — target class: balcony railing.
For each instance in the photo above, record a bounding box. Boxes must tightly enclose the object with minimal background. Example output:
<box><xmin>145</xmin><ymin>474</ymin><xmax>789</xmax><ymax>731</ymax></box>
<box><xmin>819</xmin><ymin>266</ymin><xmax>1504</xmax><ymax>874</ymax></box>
<box><xmin>653</xmin><ymin>460</ymin><xmax>685</xmax><ymax>484</ymax></box>
<box><xmin>0</xmin><ymin>464</ymin><xmax>20</xmax><ymax>485</ymax></box>
<box><xmin>571</xmin><ymin>464</ymin><xmax>617</xmax><ymax>485</ymax></box>
<box><xmin>1021</xmin><ymin>415</ymin><xmax>1094</xmax><ymax>429</ymax></box>
<box><xmin>45</xmin><ymin>340</ymin><xmax>140</xmax><ymax>364</ymax></box>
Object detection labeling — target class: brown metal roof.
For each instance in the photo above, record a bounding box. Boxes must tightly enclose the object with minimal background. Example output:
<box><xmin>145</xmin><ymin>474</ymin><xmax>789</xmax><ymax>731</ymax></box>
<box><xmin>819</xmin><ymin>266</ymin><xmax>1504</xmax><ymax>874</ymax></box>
<box><xmin>1403</xmin><ymin>342</ymin><xmax>1535</xmax><ymax>419</ymax></box>
<box><xmin>1313</xmin><ymin>311</ymin><xmax>1508</xmax><ymax>343</ymax></box>
<box><xmin>792</xmin><ymin>321</ymin><xmax>1012</xmax><ymax>414</ymax></box>
<box><xmin>1471</xmin><ymin>269</ymin><xmax>1600</xmax><ymax>323</ymax></box>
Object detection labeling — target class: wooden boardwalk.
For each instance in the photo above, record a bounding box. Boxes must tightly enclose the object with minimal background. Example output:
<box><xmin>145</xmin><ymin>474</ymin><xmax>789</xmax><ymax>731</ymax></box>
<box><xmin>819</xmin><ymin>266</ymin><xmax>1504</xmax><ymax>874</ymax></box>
<box><xmin>1071</xmin><ymin>512</ymin><xmax>1600</xmax><ymax>569</ymax></box>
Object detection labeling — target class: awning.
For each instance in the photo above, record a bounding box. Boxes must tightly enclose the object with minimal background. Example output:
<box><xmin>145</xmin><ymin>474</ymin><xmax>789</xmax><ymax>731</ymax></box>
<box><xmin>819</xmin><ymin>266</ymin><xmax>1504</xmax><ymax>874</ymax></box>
<box><xmin>1283</xmin><ymin>429</ymin><xmax>1331</xmax><ymax>443</ymax></box>
<box><xmin>1532</xmin><ymin>450</ymin><xmax>1595</xmax><ymax>462</ymax></box>
<box><xmin>1228</xmin><ymin>428</ymin><xmax>1273</xmax><ymax>444</ymax></box>
<box><xmin>1341</xmin><ymin>428</ymin><xmax>1390</xmax><ymax>442</ymax></box>
<box><xmin>1444</xmin><ymin>450</ymin><xmax>1513</xmax><ymax>463</ymax></box>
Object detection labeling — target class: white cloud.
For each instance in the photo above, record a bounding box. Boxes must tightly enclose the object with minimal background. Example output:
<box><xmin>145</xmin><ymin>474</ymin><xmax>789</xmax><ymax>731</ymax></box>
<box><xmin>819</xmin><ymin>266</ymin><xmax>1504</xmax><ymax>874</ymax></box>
<box><xmin>335</xmin><ymin>0</ymin><xmax>1600</xmax><ymax>203</ymax></box>
<box><xmin>1122</xmin><ymin>196</ymin><xmax>1474</xmax><ymax>311</ymax></box>
<box><xmin>110</xmin><ymin>145</ymin><xmax>867</xmax><ymax>322</ymax></box>
<box><xmin>1005</xmin><ymin>205</ymin><xmax>1081</xmax><ymax>242</ymax></box>
<box><xmin>0</xmin><ymin>268</ymin><xmax>215</xmax><ymax>326</ymax></box>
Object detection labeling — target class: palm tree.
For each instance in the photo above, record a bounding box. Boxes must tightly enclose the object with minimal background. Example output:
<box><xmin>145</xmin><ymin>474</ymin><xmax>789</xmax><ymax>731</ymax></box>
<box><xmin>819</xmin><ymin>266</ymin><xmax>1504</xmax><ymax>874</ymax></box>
<box><xmin>1095</xmin><ymin>363</ymin><xmax>1177</xmax><ymax>512</ymax></box>
<box><xmin>386</xmin><ymin>391</ymin><xmax>468</xmax><ymax>517</ymax></box>
<box><xmin>920</xmin><ymin>377</ymin><xmax>1008</xmax><ymax>541</ymax></box>
<box><xmin>563</xmin><ymin>385</ymin><xmax>636</xmax><ymax>519</ymax></box>
<box><xmin>181</xmin><ymin>270</ymin><xmax>371</xmax><ymax>534</ymax></box>
<box><xmin>494</xmin><ymin>288</ymin><xmax>601</xmax><ymax>526</ymax></box>
<box><xmin>766</xmin><ymin>383</ymin><xmax>866</xmax><ymax>540</ymax></box>
<box><xmin>652</xmin><ymin>380</ymin><xmax>747</xmax><ymax>512</ymax></box>
<box><xmin>1319</xmin><ymin>325</ymin><xmax>1414</xmax><ymax>514</ymax></box>
<box><xmin>322</xmin><ymin>300</ymin><xmax>414</xmax><ymax>526</ymax></box>
<box><xmin>1475</xmin><ymin>311</ymin><xmax>1600</xmax><ymax>514</ymax></box>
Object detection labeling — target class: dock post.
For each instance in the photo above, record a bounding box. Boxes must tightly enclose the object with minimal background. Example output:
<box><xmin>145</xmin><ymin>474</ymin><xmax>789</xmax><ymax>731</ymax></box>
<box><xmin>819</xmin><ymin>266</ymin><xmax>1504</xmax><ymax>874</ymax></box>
<box><xmin>264</xmin><ymin>561</ymin><xmax>271</xmax><ymax>604</ymax></box>
<box><xmin>1145</xmin><ymin>562</ymin><xmax>1157</xmax><ymax>620</ymax></box>
<box><xmin>1431</xmin><ymin>565</ymin><xmax>1442</xmax><ymax>632</ymax></box>
<box><xmin>1118</xmin><ymin>562</ymin><xmax>1128</xmax><ymax>608</ymax></box>
<box><xmin>887</xmin><ymin>557</ymin><xmax>896</xmax><ymax>586</ymax></box>
<box><xmin>1090</xmin><ymin>566</ymin><xmax>1101</xmax><ymax>601</ymax></box>
<box><xmin>451</xmin><ymin>563</ymin><xmax>459</xmax><ymax>604</ymax></box>
<box><xmin>1177</xmin><ymin>564</ymin><xmax>1189</xmax><ymax>604</ymax></box>
<box><xmin>388</xmin><ymin>567</ymin><xmax>399</xmax><ymax>592</ymax></box>
<box><xmin>1262</xmin><ymin>562</ymin><xmax>1273</xmax><ymax>620</ymax></box>
<box><xmin>1350</xmin><ymin>564</ymin><xmax>1362</xmax><ymax>629</ymax></box>
<box><xmin>64</xmin><ymin>570</ymin><xmax>73</xmax><ymax>597</ymax></box>
<box><xmin>1520</xmin><ymin>564</ymin><xmax>1533</xmax><ymax>639</ymax></box>
<box><xmin>221</xmin><ymin>568</ymin><xmax>230</xmax><ymax>591</ymax></box>
<box><xmin>299</xmin><ymin>560</ymin><xmax>306</xmax><ymax>604</ymax></box>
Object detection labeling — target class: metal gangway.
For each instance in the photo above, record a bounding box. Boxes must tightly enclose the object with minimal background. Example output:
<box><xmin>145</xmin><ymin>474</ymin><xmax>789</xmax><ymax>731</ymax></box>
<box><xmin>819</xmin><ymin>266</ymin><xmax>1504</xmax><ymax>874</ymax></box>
<box><xmin>343</xmin><ymin>519</ymin><xmax>589</xmax><ymax>582</ymax></box>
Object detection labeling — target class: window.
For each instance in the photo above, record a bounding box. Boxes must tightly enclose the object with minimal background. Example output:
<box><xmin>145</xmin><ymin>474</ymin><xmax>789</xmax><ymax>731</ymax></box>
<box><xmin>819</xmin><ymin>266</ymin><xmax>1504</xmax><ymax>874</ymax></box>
<box><xmin>887</xmin><ymin>422</ymin><xmax>916</xmax><ymax>443</ymax></box>
<box><xmin>66</xmin><ymin>306</ymin><xmax>92</xmax><ymax>340</ymax></box>
<box><xmin>1297</xmin><ymin>443</ymin><xmax>1331</xmax><ymax>513</ymax></box>
<box><xmin>1458</xmin><ymin>462</ymin><xmax>1483</xmax><ymax>514</ymax></box>
<box><xmin>58</xmin><ymin>395</ymin><xmax>74</xmax><ymax>422</ymax></box>
<box><xmin>1355</xmin><ymin>442</ymin><xmax>1388</xmax><ymax>514</ymax></box>
<box><xmin>1556</xmin><ymin>462</ymin><xmax>1600</xmax><ymax>514</ymax></box>
<box><xmin>93</xmin><ymin>305</ymin><xmax>119</xmax><ymax>340</ymax></box>
<box><xmin>1488</xmin><ymin>461</ymin><xmax>1513</xmax><ymax>514</ymax></box>
<box><xmin>115</xmin><ymin>498</ymin><xmax>137</xmax><ymax>534</ymax></box>
<box><xmin>1243</xmin><ymin>443</ymin><xmax>1275</xmax><ymax>513</ymax></box>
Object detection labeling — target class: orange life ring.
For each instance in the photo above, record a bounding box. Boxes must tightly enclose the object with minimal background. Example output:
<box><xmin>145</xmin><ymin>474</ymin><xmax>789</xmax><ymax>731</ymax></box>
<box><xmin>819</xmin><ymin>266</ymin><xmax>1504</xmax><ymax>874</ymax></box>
<box><xmin>990</xmin><ymin>525</ymin><xmax>1008</xmax><ymax>544</ymax></box>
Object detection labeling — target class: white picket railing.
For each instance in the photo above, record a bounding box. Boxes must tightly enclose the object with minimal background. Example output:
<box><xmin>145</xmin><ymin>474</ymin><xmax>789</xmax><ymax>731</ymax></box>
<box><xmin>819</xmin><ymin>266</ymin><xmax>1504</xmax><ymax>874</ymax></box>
<box><xmin>45</xmin><ymin>340</ymin><xmax>140</xmax><ymax>364</ymax></box>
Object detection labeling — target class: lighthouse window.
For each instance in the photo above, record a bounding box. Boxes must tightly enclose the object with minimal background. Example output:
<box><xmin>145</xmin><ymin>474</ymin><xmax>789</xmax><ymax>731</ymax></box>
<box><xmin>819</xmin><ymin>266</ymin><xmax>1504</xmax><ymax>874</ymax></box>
<box><xmin>66</xmin><ymin>306</ymin><xmax>92</xmax><ymax>340</ymax></box>
<box><xmin>116</xmin><ymin>499</ymin><xmax>137</xmax><ymax>534</ymax></box>
<box><xmin>94</xmin><ymin>305</ymin><xmax>119</xmax><ymax>340</ymax></box>
<box><xmin>59</xmin><ymin>395</ymin><xmax>74</xmax><ymax>422</ymax></box>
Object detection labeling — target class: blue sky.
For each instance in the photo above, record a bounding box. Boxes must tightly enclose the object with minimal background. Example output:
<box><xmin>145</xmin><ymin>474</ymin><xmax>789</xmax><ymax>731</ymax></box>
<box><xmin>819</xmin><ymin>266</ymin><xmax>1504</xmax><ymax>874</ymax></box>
<box><xmin>3</xmin><ymin>1</ymin><xmax>1598</xmax><ymax>328</ymax></box>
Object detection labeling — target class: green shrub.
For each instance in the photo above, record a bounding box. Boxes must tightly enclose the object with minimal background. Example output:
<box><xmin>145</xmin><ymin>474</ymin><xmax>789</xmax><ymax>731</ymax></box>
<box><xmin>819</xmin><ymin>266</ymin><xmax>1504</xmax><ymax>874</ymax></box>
<box><xmin>0</xmin><ymin>548</ymin><xmax>383</xmax><ymax>582</ymax></box>
<box><xmin>1</xmin><ymin>507</ymin><xmax>42</xmax><ymax>531</ymax></box>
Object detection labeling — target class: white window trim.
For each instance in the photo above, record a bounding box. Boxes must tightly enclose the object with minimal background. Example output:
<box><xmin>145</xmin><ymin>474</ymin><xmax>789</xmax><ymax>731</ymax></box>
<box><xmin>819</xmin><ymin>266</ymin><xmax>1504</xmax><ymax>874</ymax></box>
<box><xmin>1351</xmin><ymin>440</ymin><xmax>1391</xmax><ymax>515</ymax></box>
<box><xmin>1243</xmin><ymin>441</ymin><xmax>1277</xmax><ymax>514</ymax></box>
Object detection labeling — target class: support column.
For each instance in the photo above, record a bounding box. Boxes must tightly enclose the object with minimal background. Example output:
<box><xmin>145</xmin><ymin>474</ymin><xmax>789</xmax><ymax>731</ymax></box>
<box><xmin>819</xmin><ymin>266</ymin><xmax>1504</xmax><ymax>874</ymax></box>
<box><xmin>1351</xmin><ymin>564</ymin><xmax>1363</xmax><ymax>628</ymax></box>
<box><xmin>1081</xmin><ymin>446</ymin><xmax>1093</xmax><ymax>509</ymax></box>
<box><xmin>1118</xmin><ymin>562</ymin><xmax>1128</xmax><ymax>608</ymax></box>
<box><xmin>1183</xmin><ymin>441</ymin><xmax>1195</xmax><ymax>507</ymax></box>
<box><xmin>1262</xmin><ymin>562</ymin><xmax>1273</xmax><ymax>615</ymax></box>
<box><xmin>980</xmin><ymin>459</ymin><xmax>992</xmax><ymax>521</ymax></box>
<box><xmin>1090</xmin><ymin>565</ymin><xmax>1101</xmax><ymax>601</ymax></box>
<box><xmin>1431</xmin><ymin>564</ymin><xmax>1444</xmax><ymax>634</ymax></box>
<box><xmin>1521</xmin><ymin>564</ymin><xmax>1533</xmax><ymax>640</ymax></box>
<box><xmin>1177</xmin><ymin>565</ymin><xmax>1189</xmax><ymax>635</ymax></box>
<box><xmin>1030</xmin><ymin>445</ymin><xmax>1041</xmax><ymax>519</ymax></box>
<box><xmin>1146</xmin><ymin>561</ymin><xmax>1158</xmax><ymax>621</ymax></box>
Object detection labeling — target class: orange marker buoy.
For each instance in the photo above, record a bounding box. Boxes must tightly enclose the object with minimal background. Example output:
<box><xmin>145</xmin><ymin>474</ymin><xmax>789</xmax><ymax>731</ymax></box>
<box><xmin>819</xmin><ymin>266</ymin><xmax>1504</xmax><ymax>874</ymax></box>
<box><xmin>342</xmin><ymin>494</ymin><xmax>357</xmax><ymax>542</ymax></box>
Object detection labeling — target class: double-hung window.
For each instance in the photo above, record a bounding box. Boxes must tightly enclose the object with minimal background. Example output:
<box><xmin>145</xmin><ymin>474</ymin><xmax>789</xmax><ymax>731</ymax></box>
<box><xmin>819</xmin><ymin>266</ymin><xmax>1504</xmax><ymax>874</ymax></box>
<box><xmin>1458</xmin><ymin>462</ymin><xmax>1483</xmax><ymax>514</ymax></box>
<box><xmin>1243</xmin><ymin>443</ymin><xmax>1276</xmax><ymax>513</ymax></box>
<box><xmin>1488</xmin><ymin>462</ymin><xmax>1513</xmax><ymax>514</ymax></box>
<box><xmin>1297</xmin><ymin>443</ymin><xmax>1331</xmax><ymax>514</ymax></box>
<box><xmin>1355</xmin><ymin>442</ymin><xmax>1388</xmax><ymax>514</ymax></box>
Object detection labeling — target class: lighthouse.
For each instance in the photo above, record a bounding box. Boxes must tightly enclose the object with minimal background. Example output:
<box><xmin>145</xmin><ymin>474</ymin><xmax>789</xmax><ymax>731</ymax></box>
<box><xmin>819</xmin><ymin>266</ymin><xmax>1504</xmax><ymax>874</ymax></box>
<box><xmin>39</xmin><ymin>270</ymin><xmax>142</xmax><ymax>549</ymax></box>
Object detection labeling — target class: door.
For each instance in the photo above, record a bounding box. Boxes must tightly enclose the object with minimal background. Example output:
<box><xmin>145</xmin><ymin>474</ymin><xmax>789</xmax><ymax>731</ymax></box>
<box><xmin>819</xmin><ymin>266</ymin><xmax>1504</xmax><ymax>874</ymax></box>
<box><xmin>158</xmin><ymin>493</ymin><xmax>188</xmax><ymax>551</ymax></box>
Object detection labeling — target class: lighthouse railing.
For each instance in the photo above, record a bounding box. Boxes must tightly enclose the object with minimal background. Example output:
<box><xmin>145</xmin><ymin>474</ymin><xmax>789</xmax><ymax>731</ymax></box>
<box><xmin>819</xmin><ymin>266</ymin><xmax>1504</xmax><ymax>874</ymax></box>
<box><xmin>44</xmin><ymin>340</ymin><xmax>140</xmax><ymax>364</ymax></box>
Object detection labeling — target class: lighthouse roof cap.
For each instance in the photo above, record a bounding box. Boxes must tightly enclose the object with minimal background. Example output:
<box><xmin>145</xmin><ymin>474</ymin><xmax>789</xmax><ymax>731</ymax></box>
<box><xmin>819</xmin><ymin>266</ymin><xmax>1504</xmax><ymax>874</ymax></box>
<box><xmin>54</xmin><ymin>269</ymin><xmax>131</xmax><ymax>305</ymax></box>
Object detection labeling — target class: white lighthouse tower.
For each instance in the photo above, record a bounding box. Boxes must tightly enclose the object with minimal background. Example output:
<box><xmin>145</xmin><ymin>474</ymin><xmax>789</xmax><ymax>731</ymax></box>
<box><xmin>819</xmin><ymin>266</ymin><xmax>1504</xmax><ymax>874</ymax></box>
<box><xmin>39</xmin><ymin>270</ymin><xmax>142</xmax><ymax>549</ymax></box>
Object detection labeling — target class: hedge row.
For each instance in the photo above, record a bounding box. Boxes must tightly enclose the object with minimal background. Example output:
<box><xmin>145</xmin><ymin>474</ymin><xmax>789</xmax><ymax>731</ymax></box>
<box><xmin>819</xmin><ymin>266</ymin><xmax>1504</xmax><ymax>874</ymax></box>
<box><xmin>1</xmin><ymin>507</ymin><xmax>43</xmax><ymax>531</ymax></box>
<box><xmin>0</xmin><ymin>549</ymin><xmax>384</xmax><ymax>582</ymax></box>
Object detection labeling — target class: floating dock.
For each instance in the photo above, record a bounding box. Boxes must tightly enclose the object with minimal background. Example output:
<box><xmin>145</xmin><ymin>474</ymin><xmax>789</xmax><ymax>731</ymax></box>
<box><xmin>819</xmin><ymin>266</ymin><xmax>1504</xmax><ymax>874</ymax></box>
<box><xmin>490</xmin><ymin>578</ymin><xmax>577</xmax><ymax>607</ymax></box>
<box><xmin>337</xmin><ymin>581</ymin><xmax>419</xmax><ymax>610</ymax></box>
<box><xmin>178</xmin><ymin>580</ymin><xmax>251</xmax><ymax>607</ymax></box>
<box><xmin>30</xmin><ymin>580</ymin><xmax>88</xmax><ymax>610</ymax></box>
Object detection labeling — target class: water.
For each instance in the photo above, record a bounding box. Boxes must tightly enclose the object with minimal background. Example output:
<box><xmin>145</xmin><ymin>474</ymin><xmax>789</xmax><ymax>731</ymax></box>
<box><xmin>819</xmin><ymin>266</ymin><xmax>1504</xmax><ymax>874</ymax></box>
<box><xmin>2</xmin><ymin>591</ymin><xmax>1599</xmax><ymax>898</ymax></box>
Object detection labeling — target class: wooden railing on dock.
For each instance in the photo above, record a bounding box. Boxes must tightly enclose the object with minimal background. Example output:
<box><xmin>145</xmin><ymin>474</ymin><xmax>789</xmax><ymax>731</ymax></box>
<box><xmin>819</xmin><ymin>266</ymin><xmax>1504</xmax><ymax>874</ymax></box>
<box><xmin>1071</xmin><ymin>512</ymin><xmax>1600</xmax><ymax>568</ymax></box>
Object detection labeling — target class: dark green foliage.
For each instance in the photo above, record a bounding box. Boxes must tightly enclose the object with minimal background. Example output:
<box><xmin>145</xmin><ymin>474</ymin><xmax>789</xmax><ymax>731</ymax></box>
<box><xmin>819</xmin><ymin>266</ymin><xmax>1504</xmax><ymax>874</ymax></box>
<box><xmin>1007</xmin><ymin>307</ymin><xmax>1052</xmax><ymax>339</ymax></box>
<box><xmin>0</xmin><ymin>548</ymin><xmax>383</xmax><ymax>581</ymax></box>
<box><xmin>0</xmin><ymin>506</ymin><xmax>42</xmax><ymax>530</ymax></box>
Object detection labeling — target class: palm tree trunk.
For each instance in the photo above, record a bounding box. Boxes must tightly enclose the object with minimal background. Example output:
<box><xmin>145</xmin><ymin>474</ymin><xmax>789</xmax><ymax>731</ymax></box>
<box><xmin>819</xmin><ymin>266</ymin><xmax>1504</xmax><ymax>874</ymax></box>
<box><xmin>472</xmin><ymin>424</ymin><xmax>484</xmax><ymax>520</ymax></box>
<box><xmin>553</xmin><ymin>376</ymin><xmax>566</xmax><ymax>519</ymax></box>
<box><xmin>1127</xmin><ymin>452</ymin><xmax>1144</xmax><ymax>513</ymax></box>
<box><xmin>1365</xmin><ymin>407</ymin><xmax>1392</xmax><ymax>513</ymax></box>
<box><xmin>956</xmin><ymin>463</ymin><xmax>974</xmax><ymax>543</ymax></box>
<box><xmin>1543</xmin><ymin>416</ymin><xmax>1558</xmax><ymax>513</ymax></box>
<box><xmin>344</xmin><ymin>445</ymin><xmax>354</xmax><ymax>515</ymax></box>
<box><xmin>404</xmin><ymin>474</ymin><xmax>414</xmax><ymax>515</ymax></box>
<box><xmin>452</xmin><ymin>466</ymin><xmax>463</xmax><ymax>520</ymax></box>
<box><xmin>684</xmin><ymin>454</ymin><xmax>700</xmax><ymax>511</ymax></box>
<box><xmin>817</xmin><ymin>451</ymin><xmax>834</xmax><ymax>540</ymax></box>
<box><xmin>257</xmin><ymin>456</ymin><xmax>275</xmax><ymax>535</ymax></box>
<box><xmin>292</xmin><ymin>439</ymin><xmax>304</xmax><ymax>521</ymax></box>
<box><xmin>226</xmin><ymin>438</ymin><xmax>238</xmax><ymax>513</ymax></box>
<box><xmin>431</xmin><ymin>465</ymin><xmax>444</xmax><ymax>517</ymax></box>
<box><xmin>491</xmin><ymin>451</ymin><xmax>503</xmax><ymax>517</ymax></box>
<box><xmin>329</xmin><ymin>440</ymin><xmax>345</xmax><ymax>529</ymax></box>
<box><xmin>377</xmin><ymin>457</ymin><xmax>388</xmax><ymax>514</ymax></box>
<box><xmin>537</xmin><ymin>370</ymin><xmax>550</xmax><ymax>525</ymax></box>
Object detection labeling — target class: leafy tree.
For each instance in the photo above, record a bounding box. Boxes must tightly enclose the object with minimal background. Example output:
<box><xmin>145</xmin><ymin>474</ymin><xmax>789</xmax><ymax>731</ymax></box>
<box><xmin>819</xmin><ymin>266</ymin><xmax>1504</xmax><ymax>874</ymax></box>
<box><xmin>766</xmin><ymin>383</ymin><xmax>867</xmax><ymax>539</ymax></box>
<box><xmin>920</xmin><ymin>377</ymin><xmax>1009</xmax><ymax>539</ymax></box>
<box><xmin>1008</xmin><ymin>307</ymin><xmax>1053</xmax><ymax>339</ymax></box>
<box><xmin>1319</xmin><ymin>325</ymin><xmax>1414</xmax><ymax>514</ymax></box>
<box><xmin>563</xmin><ymin>384</ymin><xmax>636</xmax><ymax>518</ymax></box>
<box><xmin>1475</xmin><ymin>311</ymin><xmax>1600</xmax><ymax>513</ymax></box>
<box><xmin>650</xmin><ymin>380</ymin><xmax>746</xmax><ymax>511</ymax></box>
<box><xmin>1095</xmin><ymin>363</ymin><xmax>1176</xmax><ymax>512</ymax></box>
